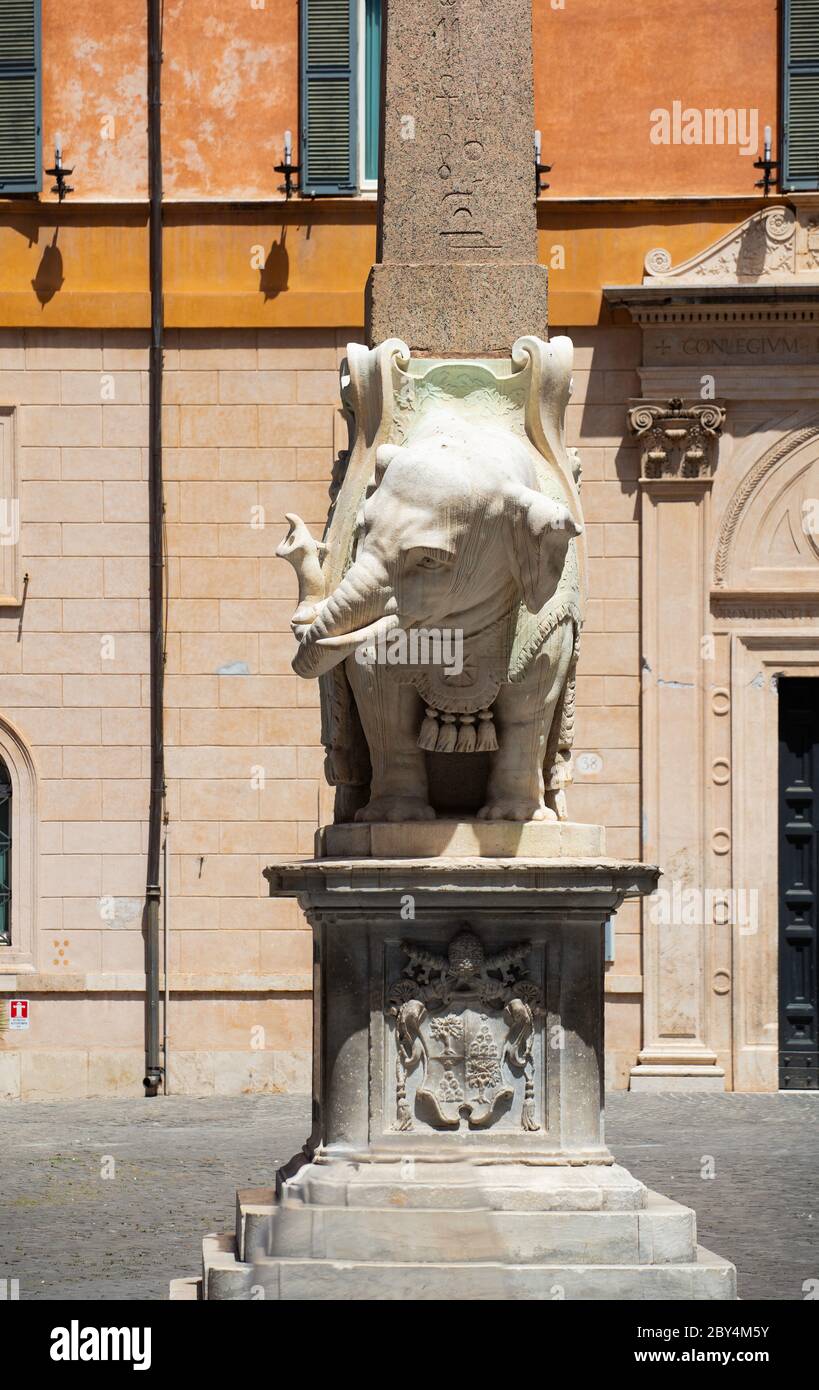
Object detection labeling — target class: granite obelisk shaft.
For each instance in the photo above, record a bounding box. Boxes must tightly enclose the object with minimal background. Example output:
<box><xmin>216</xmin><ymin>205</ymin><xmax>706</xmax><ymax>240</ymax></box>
<box><xmin>366</xmin><ymin>0</ymin><xmax>548</xmax><ymax>354</ymax></box>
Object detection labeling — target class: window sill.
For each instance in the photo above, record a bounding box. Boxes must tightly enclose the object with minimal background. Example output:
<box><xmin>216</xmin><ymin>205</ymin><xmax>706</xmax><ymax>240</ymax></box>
<box><xmin>0</xmin><ymin>957</ymin><xmax>37</xmax><ymax>976</ymax></box>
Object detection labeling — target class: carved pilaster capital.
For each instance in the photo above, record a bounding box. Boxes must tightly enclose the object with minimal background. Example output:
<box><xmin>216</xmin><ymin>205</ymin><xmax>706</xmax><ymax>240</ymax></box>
<box><xmin>627</xmin><ymin>397</ymin><xmax>726</xmax><ymax>480</ymax></box>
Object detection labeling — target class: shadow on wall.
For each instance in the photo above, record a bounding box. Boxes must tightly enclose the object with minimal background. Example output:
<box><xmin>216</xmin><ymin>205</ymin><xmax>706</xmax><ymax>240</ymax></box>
<box><xmin>31</xmin><ymin>229</ymin><xmax>64</xmax><ymax>306</ymax></box>
<box><xmin>259</xmin><ymin>229</ymin><xmax>289</xmax><ymax>301</ymax></box>
<box><xmin>1</xmin><ymin>204</ymin><xmax>148</xmax><ymax>312</ymax></box>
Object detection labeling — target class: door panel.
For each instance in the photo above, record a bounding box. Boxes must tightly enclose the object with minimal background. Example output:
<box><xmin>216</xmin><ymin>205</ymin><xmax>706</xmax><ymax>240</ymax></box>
<box><xmin>778</xmin><ymin>677</ymin><xmax>819</xmax><ymax>1089</ymax></box>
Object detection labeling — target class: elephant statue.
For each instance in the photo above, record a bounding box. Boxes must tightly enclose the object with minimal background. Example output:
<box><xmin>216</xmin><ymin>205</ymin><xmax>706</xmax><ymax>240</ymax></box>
<box><xmin>276</xmin><ymin>336</ymin><xmax>585</xmax><ymax>824</ymax></box>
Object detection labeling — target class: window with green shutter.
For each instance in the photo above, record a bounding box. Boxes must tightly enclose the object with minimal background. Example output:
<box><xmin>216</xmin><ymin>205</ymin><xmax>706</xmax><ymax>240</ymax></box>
<box><xmin>361</xmin><ymin>0</ymin><xmax>382</xmax><ymax>187</ymax></box>
<box><xmin>0</xmin><ymin>758</ymin><xmax>11</xmax><ymax>946</ymax></box>
<box><xmin>782</xmin><ymin>0</ymin><xmax>819</xmax><ymax>190</ymax></box>
<box><xmin>301</xmin><ymin>0</ymin><xmax>381</xmax><ymax>195</ymax></box>
<box><xmin>0</xmin><ymin>0</ymin><xmax>41</xmax><ymax>196</ymax></box>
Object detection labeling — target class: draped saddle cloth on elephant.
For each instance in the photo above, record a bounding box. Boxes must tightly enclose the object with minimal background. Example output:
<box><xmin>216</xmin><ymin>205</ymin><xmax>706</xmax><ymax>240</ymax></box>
<box><xmin>276</xmin><ymin>336</ymin><xmax>586</xmax><ymax>825</ymax></box>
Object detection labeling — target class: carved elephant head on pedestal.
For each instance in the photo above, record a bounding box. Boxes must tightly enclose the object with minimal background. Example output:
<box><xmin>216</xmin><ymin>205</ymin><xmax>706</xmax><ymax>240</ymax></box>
<box><xmin>285</xmin><ymin>417</ymin><xmax>580</xmax><ymax>681</ymax></box>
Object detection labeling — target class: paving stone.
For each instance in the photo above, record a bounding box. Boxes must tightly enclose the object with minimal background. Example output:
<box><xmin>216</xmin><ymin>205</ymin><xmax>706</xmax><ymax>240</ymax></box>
<box><xmin>0</xmin><ymin>1092</ymin><xmax>815</xmax><ymax>1300</ymax></box>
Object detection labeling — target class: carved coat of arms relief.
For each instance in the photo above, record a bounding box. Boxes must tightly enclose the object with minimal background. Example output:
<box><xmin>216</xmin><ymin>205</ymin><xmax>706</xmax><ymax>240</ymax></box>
<box><xmin>386</xmin><ymin>928</ymin><xmax>543</xmax><ymax>1133</ymax></box>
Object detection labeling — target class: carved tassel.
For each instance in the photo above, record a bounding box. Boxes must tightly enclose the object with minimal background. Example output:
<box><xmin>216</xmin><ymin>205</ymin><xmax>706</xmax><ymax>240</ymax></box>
<box><xmin>476</xmin><ymin>709</ymin><xmax>498</xmax><ymax>753</ymax></box>
<box><xmin>454</xmin><ymin>713</ymin><xmax>477</xmax><ymax>753</ymax></box>
<box><xmin>435</xmin><ymin>713</ymin><xmax>458</xmax><ymax>753</ymax></box>
<box><xmin>418</xmin><ymin>707</ymin><xmax>440</xmax><ymax>752</ymax></box>
<box><xmin>396</xmin><ymin>1094</ymin><xmax>413</xmax><ymax>1132</ymax></box>
<box><xmin>521</xmin><ymin>1079</ymin><xmax>539</xmax><ymax>1132</ymax></box>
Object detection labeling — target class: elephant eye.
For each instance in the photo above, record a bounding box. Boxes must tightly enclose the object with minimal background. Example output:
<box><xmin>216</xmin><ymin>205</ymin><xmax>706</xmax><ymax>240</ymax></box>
<box><xmin>417</xmin><ymin>555</ymin><xmax>446</xmax><ymax>570</ymax></box>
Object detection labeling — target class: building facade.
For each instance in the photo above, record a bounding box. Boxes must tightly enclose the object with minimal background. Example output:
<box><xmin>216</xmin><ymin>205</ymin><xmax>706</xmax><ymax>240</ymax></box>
<box><xmin>0</xmin><ymin>0</ymin><xmax>817</xmax><ymax>1098</ymax></box>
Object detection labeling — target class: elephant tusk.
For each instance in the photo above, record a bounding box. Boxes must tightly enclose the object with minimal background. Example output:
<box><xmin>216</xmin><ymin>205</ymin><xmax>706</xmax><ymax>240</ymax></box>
<box><xmin>313</xmin><ymin>613</ymin><xmax>400</xmax><ymax>651</ymax></box>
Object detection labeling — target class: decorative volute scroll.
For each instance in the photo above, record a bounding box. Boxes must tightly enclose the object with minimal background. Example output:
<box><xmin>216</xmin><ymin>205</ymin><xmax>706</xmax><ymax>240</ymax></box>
<box><xmin>713</xmin><ymin>427</ymin><xmax>819</xmax><ymax>589</ymax></box>
<box><xmin>323</xmin><ymin>337</ymin><xmax>411</xmax><ymax>598</ymax></box>
<box><xmin>643</xmin><ymin>205</ymin><xmax>819</xmax><ymax>285</ymax></box>
<box><xmin>627</xmin><ymin>398</ymin><xmax>726</xmax><ymax>479</ymax></box>
<box><xmin>512</xmin><ymin>335</ymin><xmax>584</xmax><ymax>530</ymax></box>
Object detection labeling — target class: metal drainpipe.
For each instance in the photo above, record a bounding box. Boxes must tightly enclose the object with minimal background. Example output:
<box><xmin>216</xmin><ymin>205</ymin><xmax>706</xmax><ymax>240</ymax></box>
<box><xmin>163</xmin><ymin>815</ymin><xmax>170</xmax><ymax>1094</ymax></box>
<box><xmin>143</xmin><ymin>0</ymin><xmax>165</xmax><ymax>1095</ymax></box>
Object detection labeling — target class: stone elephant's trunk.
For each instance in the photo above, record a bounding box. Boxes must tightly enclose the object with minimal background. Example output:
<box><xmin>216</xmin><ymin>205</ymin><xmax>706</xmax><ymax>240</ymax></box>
<box><xmin>292</xmin><ymin>553</ymin><xmax>399</xmax><ymax>678</ymax></box>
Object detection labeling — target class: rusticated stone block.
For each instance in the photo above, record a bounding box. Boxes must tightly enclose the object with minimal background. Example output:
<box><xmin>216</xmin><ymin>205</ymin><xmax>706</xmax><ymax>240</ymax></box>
<box><xmin>366</xmin><ymin>262</ymin><xmax>548</xmax><ymax>356</ymax></box>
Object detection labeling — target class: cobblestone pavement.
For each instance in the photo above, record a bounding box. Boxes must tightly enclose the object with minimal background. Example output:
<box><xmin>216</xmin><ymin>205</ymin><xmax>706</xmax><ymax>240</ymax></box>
<box><xmin>0</xmin><ymin>1091</ymin><xmax>815</xmax><ymax>1301</ymax></box>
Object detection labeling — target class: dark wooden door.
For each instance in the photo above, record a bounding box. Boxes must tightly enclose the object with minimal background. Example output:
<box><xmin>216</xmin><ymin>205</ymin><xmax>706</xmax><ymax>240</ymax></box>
<box><xmin>778</xmin><ymin>677</ymin><xmax>819</xmax><ymax>1089</ymax></box>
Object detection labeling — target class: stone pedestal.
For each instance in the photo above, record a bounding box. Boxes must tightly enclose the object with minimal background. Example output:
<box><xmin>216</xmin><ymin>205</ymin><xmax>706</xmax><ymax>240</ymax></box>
<box><xmin>173</xmin><ymin>834</ymin><xmax>737</xmax><ymax>1301</ymax></box>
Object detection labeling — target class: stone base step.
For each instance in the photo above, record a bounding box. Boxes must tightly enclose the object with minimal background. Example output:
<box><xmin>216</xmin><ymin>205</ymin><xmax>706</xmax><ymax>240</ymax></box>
<box><xmin>169</xmin><ymin>1277</ymin><xmax>201</xmax><ymax>1300</ymax></box>
<box><xmin>317</xmin><ymin>819</ymin><xmax>606</xmax><ymax>860</ymax></box>
<box><xmin>263</xmin><ymin>1192</ymin><xmax>696</xmax><ymax>1266</ymax></box>
<box><xmin>245</xmin><ymin>1246</ymin><xmax>736</xmax><ymax>1300</ymax></box>
<box><xmin>187</xmin><ymin>1170</ymin><xmax>736</xmax><ymax>1301</ymax></box>
<box><xmin>277</xmin><ymin>1160</ymin><xmax>648</xmax><ymax>1214</ymax></box>
<box><xmin>202</xmin><ymin>1233</ymin><xmax>253</xmax><ymax>1301</ymax></box>
<box><xmin>236</xmin><ymin>1188</ymin><xmax>277</xmax><ymax>1262</ymax></box>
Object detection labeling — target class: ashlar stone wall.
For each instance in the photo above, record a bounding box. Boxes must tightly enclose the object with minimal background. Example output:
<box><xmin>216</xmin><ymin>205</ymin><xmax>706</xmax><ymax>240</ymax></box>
<box><xmin>0</xmin><ymin>324</ymin><xmax>642</xmax><ymax>1097</ymax></box>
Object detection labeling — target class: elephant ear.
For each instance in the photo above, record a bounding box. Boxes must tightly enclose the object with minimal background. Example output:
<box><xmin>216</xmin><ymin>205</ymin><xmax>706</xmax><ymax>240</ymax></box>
<box><xmin>507</xmin><ymin>486</ymin><xmax>581</xmax><ymax>614</ymax></box>
<box><xmin>373</xmin><ymin>442</ymin><xmax>401</xmax><ymax>487</ymax></box>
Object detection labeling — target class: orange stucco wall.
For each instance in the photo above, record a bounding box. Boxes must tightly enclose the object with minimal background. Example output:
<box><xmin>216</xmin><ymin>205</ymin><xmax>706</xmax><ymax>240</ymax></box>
<box><xmin>42</xmin><ymin>0</ymin><xmax>148</xmax><ymax>202</ymax></box>
<box><xmin>0</xmin><ymin>198</ymin><xmax>770</xmax><ymax>328</ymax></box>
<box><xmin>40</xmin><ymin>0</ymin><xmax>778</xmax><ymax>204</ymax></box>
<box><xmin>42</xmin><ymin>0</ymin><xmax>299</xmax><ymax>203</ymax></box>
<box><xmin>533</xmin><ymin>0</ymin><xmax>779</xmax><ymax>198</ymax></box>
<box><xmin>4</xmin><ymin>2</ymin><xmax>783</xmax><ymax>327</ymax></box>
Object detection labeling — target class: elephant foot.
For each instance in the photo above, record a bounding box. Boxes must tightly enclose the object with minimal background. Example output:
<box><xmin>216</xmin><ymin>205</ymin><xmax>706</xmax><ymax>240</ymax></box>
<box><xmin>477</xmin><ymin>798</ymin><xmax>558</xmax><ymax>823</ymax></box>
<box><xmin>355</xmin><ymin>795</ymin><xmax>436</xmax><ymax>823</ymax></box>
<box><xmin>545</xmin><ymin>789</ymin><xmax>569</xmax><ymax>821</ymax></box>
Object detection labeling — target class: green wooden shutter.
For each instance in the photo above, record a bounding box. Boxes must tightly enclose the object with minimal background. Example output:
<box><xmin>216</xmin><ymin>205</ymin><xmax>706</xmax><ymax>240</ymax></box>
<box><xmin>363</xmin><ymin>0</ymin><xmax>381</xmax><ymax>183</ymax></box>
<box><xmin>782</xmin><ymin>0</ymin><xmax>819</xmax><ymax>190</ymax></box>
<box><xmin>0</xmin><ymin>0</ymin><xmax>41</xmax><ymax>195</ymax></box>
<box><xmin>301</xmin><ymin>0</ymin><xmax>357</xmax><ymax>195</ymax></box>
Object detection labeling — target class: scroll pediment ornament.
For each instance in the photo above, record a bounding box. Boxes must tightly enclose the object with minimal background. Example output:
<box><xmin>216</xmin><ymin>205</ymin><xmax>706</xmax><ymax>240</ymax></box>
<box><xmin>642</xmin><ymin>205</ymin><xmax>819</xmax><ymax>285</ymax></box>
<box><xmin>387</xmin><ymin>928</ymin><xmax>543</xmax><ymax>1134</ymax></box>
<box><xmin>713</xmin><ymin>427</ymin><xmax>819</xmax><ymax>588</ymax></box>
<box><xmin>627</xmin><ymin>398</ymin><xmax>726</xmax><ymax>479</ymax></box>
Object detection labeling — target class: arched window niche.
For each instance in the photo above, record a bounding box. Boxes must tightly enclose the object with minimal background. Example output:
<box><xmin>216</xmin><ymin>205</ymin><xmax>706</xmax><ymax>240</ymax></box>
<box><xmin>0</xmin><ymin>716</ymin><xmax>38</xmax><ymax>973</ymax></box>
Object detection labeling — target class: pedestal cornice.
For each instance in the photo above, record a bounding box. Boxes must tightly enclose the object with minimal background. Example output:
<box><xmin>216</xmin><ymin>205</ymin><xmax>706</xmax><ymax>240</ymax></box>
<box><xmin>263</xmin><ymin>855</ymin><xmax>659</xmax><ymax>910</ymax></box>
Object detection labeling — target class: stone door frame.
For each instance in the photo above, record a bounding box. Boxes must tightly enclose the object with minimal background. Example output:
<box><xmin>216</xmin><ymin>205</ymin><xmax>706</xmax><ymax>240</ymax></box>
<box><xmin>730</xmin><ymin>633</ymin><xmax>819</xmax><ymax>1092</ymax></box>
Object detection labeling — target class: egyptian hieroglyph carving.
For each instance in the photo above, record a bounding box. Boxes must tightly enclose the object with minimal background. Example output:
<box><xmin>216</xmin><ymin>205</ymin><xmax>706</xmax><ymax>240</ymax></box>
<box><xmin>386</xmin><ymin>928</ymin><xmax>543</xmax><ymax>1133</ymax></box>
<box><xmin>277</xmin><ymin>336</ymin><xmax>586</xmax><ymax>823</ymax></box>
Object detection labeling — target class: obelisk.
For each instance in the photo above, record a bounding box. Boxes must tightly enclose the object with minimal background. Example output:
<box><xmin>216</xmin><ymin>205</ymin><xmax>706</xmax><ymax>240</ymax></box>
<box><xmin>366</xmin><ymin>0</ymin><xmax>548</xmax><ymax>354</ymax></box>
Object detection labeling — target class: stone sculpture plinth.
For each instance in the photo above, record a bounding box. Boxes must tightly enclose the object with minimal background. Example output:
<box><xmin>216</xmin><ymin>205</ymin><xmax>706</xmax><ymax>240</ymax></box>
<box><xmin>181</xmin><ymin>835</ymin><xmax>735</xmax><ymax>1300</ymax></box>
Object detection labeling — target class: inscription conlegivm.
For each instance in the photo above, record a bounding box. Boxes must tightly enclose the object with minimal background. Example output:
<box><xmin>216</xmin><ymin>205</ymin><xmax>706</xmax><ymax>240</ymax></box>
<box><xmin>379</xmin><ymin>0</ymin><xmax>538</xmax><ymax>266</ymax></box>
<box><xmin>644</xmin><ymin>326</ymin><xmax>819</xmax><ymax>366</ymax></box>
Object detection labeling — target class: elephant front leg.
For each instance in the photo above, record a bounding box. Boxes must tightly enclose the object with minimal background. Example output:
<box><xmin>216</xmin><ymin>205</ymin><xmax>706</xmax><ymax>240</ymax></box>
<box><xmin>478</xmin><ymin>621</ymin><xmax>574</xmax><ymax>823</ymax></box>
<box><xmin>346</xmin><ymin>661</ymin><xmax>434</xmax><ymax>821</ymax></box>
